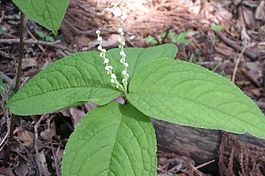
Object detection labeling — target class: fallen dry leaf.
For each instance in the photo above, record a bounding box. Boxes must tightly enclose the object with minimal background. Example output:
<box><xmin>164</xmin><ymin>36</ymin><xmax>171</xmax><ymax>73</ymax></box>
<box><xmin>15</xmin><ymin>130</ymin><xmax>33</xmax><ymax>147</ymax></box>
<box><xmin>70</xmin><ymin>108</ymin><xmax>85</xmax><ymax>128</ymax></box>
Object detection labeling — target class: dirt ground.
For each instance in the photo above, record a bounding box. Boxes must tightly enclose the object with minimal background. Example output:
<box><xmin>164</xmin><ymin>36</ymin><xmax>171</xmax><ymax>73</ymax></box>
<box><xmin>0</xmin><ymin>0</ymin><xmax>265</xmax><ymax>175</ymax></box>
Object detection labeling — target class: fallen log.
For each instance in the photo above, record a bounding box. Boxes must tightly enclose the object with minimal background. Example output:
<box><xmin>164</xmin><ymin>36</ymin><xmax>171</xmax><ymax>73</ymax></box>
<box><xmin>153</xmin><ymin>120</ymin><xmax>265</xmax><ymax>172</ymax></box>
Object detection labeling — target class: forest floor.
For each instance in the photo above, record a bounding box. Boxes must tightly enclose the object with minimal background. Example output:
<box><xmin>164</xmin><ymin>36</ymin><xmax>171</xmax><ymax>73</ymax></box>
<box><xmin>0</xmin><ymin>0</ymin><xmax>265</xmax><ymax>175</ymax></box>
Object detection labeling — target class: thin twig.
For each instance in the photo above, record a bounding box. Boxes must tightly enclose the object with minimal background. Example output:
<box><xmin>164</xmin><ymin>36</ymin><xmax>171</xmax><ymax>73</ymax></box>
<box><xmin>232</xmin><ymin>43</ymin><xmax>247</xmax><ymax>83</ymax></box>
<box><xmin>34</xmin><ymin>115</ymin><xmax>46</xmax><ymax>176</ymax></box>
<box><xmin>195</xmin><ymin>160</ymin><xmax>215</xmax><ymax>169</ymax></box>
<box><xmin>26</xmin><ymin>28</ymin><xmax>45</xmax><ymax>52</ymax></box>
<box><xmin>0</xmin><ymin>71</ymin><xmax>14</xmax><ymax>86</ymax></box>
<box><xmin>0</xmin><ymin>50</ymin><xmax>16</xmax><ymax>60</ymax></box>
<box><xmin>215</xmin><ymin>31</ymin><xmax>258</xmax><ymax>60</ymax></box>
<box><xmin>4</xmin><ymin>12</ymin><xmax>24</xmax><ymax>164</ymax></box>
<box><xmin>0</xmin><ymin>38</ymin><xmax>74</xmax><ymax>53</ymax></box>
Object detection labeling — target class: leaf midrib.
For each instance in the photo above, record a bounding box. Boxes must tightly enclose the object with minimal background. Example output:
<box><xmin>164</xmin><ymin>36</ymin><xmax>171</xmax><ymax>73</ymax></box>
<box><xmin>129</xmin><ymin>92</ymin><xmax>264</xmax><ymax>134</ymax></box>
<box><xmin>9</xmin><ymin>86</ymin><xmax>118</xmax><ymax>104</ymax></box>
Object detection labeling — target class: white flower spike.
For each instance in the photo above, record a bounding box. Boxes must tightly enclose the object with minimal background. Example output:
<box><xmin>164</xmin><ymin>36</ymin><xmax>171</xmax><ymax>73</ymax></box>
<box><xmin>95</xmin><ymin>7</ymin><xmax>129</xmax><ymax>93</ymax></box>
<box><xmin>96</xmin><ymin>30</ymin><xmax>124</xmax><ymax>91</ymax></box>
<box><xmin>117</xmin><ymin>10</ymin><xmax>129</xmax><ymax>92</ymax></box>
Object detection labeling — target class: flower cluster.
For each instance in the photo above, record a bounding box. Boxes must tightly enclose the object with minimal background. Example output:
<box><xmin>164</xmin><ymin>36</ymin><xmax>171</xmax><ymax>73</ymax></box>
<box><xmin>96</xmin><ymin>30</ymin><xmax>124</xmax><ymax>91</ymax></box>
<box><xmin>118</xmin><ymin>17</ymin><xmax>129</xmax><ymax>92</ymax></box>
<box><xmin>96</xmin><ymin>12</ymin><xmax>129</xmax><ymax>93</ymax></box>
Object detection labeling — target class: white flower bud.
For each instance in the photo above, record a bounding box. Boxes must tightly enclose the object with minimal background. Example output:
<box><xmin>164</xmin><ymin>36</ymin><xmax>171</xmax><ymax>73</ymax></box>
<box><xmin>97</xmin><ymin>36</ymin><xmax>102</xmax><ymax>41</ymax></box>
<box><xmin>105</xmin><ymin>66</ymin><xmax>109</xmax><ymax>71</ymax></box>
<box><xmin>120</xmin><ymin>58</ymin><xmax>125</xmax><ymax>64</ymax></box>
<box><xmin>109</xmin><ymin>66</ymin><xmax>113</xmax><ymax>70</ymax></box>
<box><xmin>111</xmin><ymin>74</ymin><xmax>116</xmax><ymax>79</ymax></box>
<box><xmin>102</xmin><ymin>49</ymin><xmax>106</xmax><ymax>53</ymax></box>
<box><xmin>122</xmin><ymin>70</ymin><xmax>127</xmax><ymax>75</ymax></box>
<box><xmin>122</xmin><ymin>79</ymin><xmax>127</xmax><ymax>83</ymax></box>
<box><xmin>97</xmin><ymin>45</ymin><xmax>102</xmax><ymax>51</ymax></box>
<box><xmin>121</xmin><ymin>14</ymin><xmax>127</xmax><ymax>21</ymax></box>
<box><xmin>118</xmin><ymin>27</ymin><xmax>123</xmax><ymax>33</ymax></box>
<box><xmin>124</xmin><ymin>62</ymin><xmax>129</xmax><ymax>67</ymax></box>
<box><xmin>104</xmin><ymin>58</ymin><xmax>109</xmax><ymax>64</ymax></box>
<box><xmin>96</xmin><ymin>30</ymin><xmax>100</xmax><ymax>35</ymax></box>
<box><xmin>111</xmin><ymin>79</ymin><xmax>115</xmax><ymax>83</ymax></box>
<box><xmin>100</xmin><ymin>53</ymin><xmax>104</xmax><ymax>58</ymax></box>
<box><xmin>120</xmin><ymin>50</ymin><xmax>126</xmax><ymax>57</ymax></box>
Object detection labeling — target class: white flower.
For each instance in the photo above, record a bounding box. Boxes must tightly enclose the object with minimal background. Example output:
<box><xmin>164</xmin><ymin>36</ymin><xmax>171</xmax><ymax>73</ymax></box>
<box><xmin>96</xmin><ymin>30</ymin><xmax>100</xmax><ymax>35</ymax></box>
<box><xmin>97</xmin><ymin>45</ymin><xmax>102</xmax><ymax>51</ymax></box>
<box><xmin>111</xmin><ymin>74</ymin><xmax>116</xmax><ymax>79</ymax></box>
<box><xmin>122</xmin><ymin>70</ymin><xmax>127</xmax><ymax>75</ymax></box>
<box><xmin>97</xmin><ymin>36</ymin><xmax>102</xmax><ymax>41</ymax></box>
<box><xmin>102</xmin><ymin>49</ymin><xmax>106</xmax><ymax>53</ymax></box>
<box><xmin>100</xmin><ymin>53</ymin><xmax>104</xmax><ymax>58</ymax></box>
<box><xmin>121</xmin><ymin>14</ymin><xmax>127</xmax><ymax>21</ymax></box>
<box><xmin>118</xmin><ymin>27</ymin><xmax>123</xmax><ymax>33</ymax></box>
<box><xmin>122</xmin><ymin>79</ymin><xmax>127</xmax><ymax>83</ymax></box>
<box><xmin>105</xmin><ymin>66</ymin><xmax>112</xmax><ymax>71</ymax></box>
<box><xmin>120</xmin><ymin>58</ymin><xmax>125</xmax><ymax>64</ymax></box>
<box><xmin>104</xmin><ymin>58</ymin><xmax>109</xmax><ymax>64</ymax></box>
<box><xmin>105</xmin><ymin>66</ymin><xmax>110</xmax><ymax>71</ymax></box>
<box><xmin>124</xmin><ymin>62</ymin><xmax>128</xmax><ymax>67</ymax></box>
<box><xmin>120</xmin><ymin>50</ymin><xmax>126</xmax><ymax>57</ymax></box>
<box><xmin>111</xmin><ymin>79</ymin><xmax>115</xmax><ymax>83</ymax></box>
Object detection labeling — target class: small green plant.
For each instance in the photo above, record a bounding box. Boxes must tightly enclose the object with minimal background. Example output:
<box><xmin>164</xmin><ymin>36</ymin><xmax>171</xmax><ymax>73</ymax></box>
<box><xmin>210</xmin><ymin>25</ymin><xmax>225</xmax><ymax>32</ymax></box>
<box><xmin>35</xmin><ymin>30</ymin><xmax>55</xmax><ymax>42</ymax></box>
<box><xmin>8</xmin><ymin>1</ymin><xmax>265</xmax><ymax>176</ymax></box>
<box><xmin>144</xmin><ymin>31</ymin><xmax>192</xmax><ymax>45</ymax></box>
<box><xmin>0</xmin><ymin>27</ymin><xmax>6</xmax><ymax>36</ymax></box>
<box><xmin>0</xmin><ymin>75</ymin><xmax>6</xmax><ymax>95</ymax></box>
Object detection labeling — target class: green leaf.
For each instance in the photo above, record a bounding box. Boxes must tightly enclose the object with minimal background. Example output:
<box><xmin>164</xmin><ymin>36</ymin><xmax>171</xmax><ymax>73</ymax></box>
<box><xmin>12</xmin><ymin>0</ymin><xmax>69</xmax><ymax>33</ymax></box>
<box><xmin>211</xmin><ymin>25</ymin><xmax>225</xmax><ymax>32</ymax></box>
<box><xmin>35</xmin><ymin>30</ymin><xmax>55</xmax><ymax>42</ymax></box>
<box><xmin>0</xmin><ymin>28</ymin><xmax>6</xmax><ymax>36</ymax></box>
<box><xmin>144</xmin><ymin>36</ymin><xmax>158</xmax><ymax>45</ymax></box>
<box><xmin>7</xmin><ymin>52</ymin><xmax>121</xmax><ymax>116</ymax></box>
<box><xmin>107</xmin><ymin>44</ymin><xmax>177</xmax><ymax>81</ymax></box>
<box><xmin>0</xmin><ymin>76</ymin><xmax>6</xmax><ymax>95</ymax></box>
<box><xmin>168</xmin><ymin>32</ymin><xmax>191</xmax><ymax>45</ymax></box>
<box><xmin>127</xmin><ymin>60</ymin><xmax>265</xmax><ymax>139</ymax></box>
<box><xmin>62</xmin><ymin>103</ymin><xmax>157</xmax><ymax>176</ymax></box>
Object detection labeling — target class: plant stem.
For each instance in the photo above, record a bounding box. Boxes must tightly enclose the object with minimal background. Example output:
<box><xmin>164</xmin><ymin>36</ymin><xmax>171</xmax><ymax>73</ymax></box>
<box><xmin>5</xmin><ymin>11</ymin><xmax>24</xmax><ymax>164</ymax></box>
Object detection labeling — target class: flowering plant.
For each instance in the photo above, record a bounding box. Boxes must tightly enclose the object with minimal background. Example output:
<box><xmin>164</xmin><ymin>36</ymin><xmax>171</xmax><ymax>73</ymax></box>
<box><xmin>8</xmin><ymin>1</ymin><xmax>265</xmax><ymax>175</ymax></box>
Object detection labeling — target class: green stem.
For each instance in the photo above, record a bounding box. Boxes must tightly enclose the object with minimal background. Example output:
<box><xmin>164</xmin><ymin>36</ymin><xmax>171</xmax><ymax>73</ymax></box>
<box><xmin>5</xmin><ymin>11</ymin><xmax>24</xmax><ymax>164</ymax></box>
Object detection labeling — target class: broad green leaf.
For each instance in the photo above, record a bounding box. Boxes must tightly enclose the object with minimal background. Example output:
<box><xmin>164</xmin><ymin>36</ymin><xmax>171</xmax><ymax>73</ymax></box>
<box><xmin>106</xmin><ymin>44</ymin><xmax>177</xmax><ymax>81</ymax></box>
<box><xmin>12</xmin><ymin>0</ymin><xmax>69</xmax><ymax>33</ymax></box>
<box><xmin>62</xmin><ymin>103</ymin><xmax>157</xmax><ymax>176</ymax></box>
<box><xmin>127</xmin><ymin>60</ymin><xmax>265</xmax><ymax>139</ymax></box>
<box><xmin>7</xmin><ymin>52</ymin><xmax>121</xmax><ymax>116</ymax></box>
